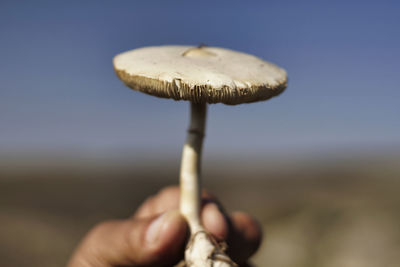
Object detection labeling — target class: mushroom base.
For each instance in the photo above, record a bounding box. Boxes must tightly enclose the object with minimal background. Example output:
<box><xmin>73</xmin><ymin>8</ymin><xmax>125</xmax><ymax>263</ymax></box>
<box><xmin>183</xmin><ymin>230</ymin><xmax>237</xmax><ymax>267</ymax></box>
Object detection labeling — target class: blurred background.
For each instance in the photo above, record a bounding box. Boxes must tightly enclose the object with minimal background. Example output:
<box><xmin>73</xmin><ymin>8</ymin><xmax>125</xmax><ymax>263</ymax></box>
<box><xmin>0</xmin><ymin>0</ymin><xmax>399</xmax><ymax>266</ymax></box>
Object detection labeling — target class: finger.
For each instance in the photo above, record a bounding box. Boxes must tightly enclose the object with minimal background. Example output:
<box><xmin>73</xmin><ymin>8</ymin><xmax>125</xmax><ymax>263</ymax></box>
<box><xmin>201</xmin><ymin>202</ymin><xmax>229</xmax><ymax>241</ymax></box>
<box><xmin>68</xmin><ymin>211</ymin><xmax>188</xmax><ymax>267</ymax></box>
<box><xmin>134</xmin><ymin>186</ymin><xmax>180</xmax><ymax>219</ymax></box>
<box><xmin>226</xmin><ymin>211</ymin><xmax>263</xmax><ymax>264</ymax></box>
<box><xmin>201</xmin><ymin>204</ymin><xmax>262</xmax><ymax>264</ymax></box>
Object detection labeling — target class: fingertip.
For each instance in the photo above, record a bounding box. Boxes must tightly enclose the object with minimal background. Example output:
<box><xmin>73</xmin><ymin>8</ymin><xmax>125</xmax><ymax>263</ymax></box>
<box><xmin>231</xmin><ymin>211</ymin><xmax>263</xmax><ymax>248</ymax></box>
<box><xmin>202</xmin><ymin>203</ymin><xmax>229</xmax><ymax>241</ymax></box>
<box><xmin>145</xmin><ymin>211</ymin><xmax>188</xmax><ymax>262</ymax></box>
<box><xmin>228</xmin><ymin>211</ymin><xmax>263</xmax><ymax>263</ymax></box>
<box><xmin>156</xmin><ymin>210</ymin><xmax>188</xmax><ymax>249</ymax></box>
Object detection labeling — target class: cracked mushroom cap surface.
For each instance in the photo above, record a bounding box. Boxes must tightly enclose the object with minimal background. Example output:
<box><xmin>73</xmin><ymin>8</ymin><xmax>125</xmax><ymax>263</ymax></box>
<box><xmin>113</xmin><ymin>45</ymin><xmax>287</xmax><ymax>105</ymax></box>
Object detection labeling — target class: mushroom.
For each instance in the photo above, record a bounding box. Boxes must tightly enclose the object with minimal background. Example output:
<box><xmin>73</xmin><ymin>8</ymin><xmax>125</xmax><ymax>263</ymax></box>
<box><xmin>113</xmin><ymin>45</ymin><xmax>287</xmax><ymax>267</ymax></box>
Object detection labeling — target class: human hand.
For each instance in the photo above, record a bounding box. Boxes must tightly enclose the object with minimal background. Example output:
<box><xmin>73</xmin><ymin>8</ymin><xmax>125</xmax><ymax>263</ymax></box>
<box><xmin>68</xmin><ymin>186</ymin><xmax>262</xmax><ymax>267</ymax></box>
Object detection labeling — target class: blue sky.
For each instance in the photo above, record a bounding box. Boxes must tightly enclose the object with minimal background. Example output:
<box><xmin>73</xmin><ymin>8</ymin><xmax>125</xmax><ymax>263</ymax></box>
<box><xmin>0</xmin><ymin>0</ymin><xmax>399</xmax><ymax>158</ymax></box>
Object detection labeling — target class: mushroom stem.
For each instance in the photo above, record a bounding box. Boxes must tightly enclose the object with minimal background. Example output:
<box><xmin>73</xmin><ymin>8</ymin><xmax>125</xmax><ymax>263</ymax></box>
<box><xmin>180</xmin><ymin>102</ymin><xmax>236</xmax><ymax>267</ymax></box>
<box><xmin>180</xmin><ymin>101</ymin><xmax>206</xmax><ymax>233</ymax></box>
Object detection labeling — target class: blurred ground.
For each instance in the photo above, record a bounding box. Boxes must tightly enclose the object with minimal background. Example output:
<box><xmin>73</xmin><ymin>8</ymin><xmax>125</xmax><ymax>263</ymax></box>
<box><xmin>0</xmin><ymin>153</ymin><xmax>399</xmax><ymax>267</ymax></box>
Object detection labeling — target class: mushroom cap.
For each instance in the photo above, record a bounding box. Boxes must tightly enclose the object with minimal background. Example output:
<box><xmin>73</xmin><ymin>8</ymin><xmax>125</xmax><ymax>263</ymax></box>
<box><xmin>113</xmin><ymin>45</ymin><xmax>287</xmax><ymax>105</ymax></box>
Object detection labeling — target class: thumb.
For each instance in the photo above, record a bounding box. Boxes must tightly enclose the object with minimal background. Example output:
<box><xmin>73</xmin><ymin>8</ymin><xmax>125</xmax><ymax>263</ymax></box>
<box><xmin>68</xmin><ymin>210</ymin><xmax>188</xmax><ymax>267</ymax></box>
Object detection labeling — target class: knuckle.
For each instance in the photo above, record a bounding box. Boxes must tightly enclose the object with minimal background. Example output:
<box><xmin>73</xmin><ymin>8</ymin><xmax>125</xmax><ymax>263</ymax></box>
<box><xmin>158</xmin><ymin>185</ymin><xmax>180</xmax><ymax>198</ymax></box>
<box><xmin>134</xmin><ymin>195</ymin><xmax>157</xmax><ymax>218</ymax></box>
<box><xmin>89</xmin><ymin>219</ymin><xmax>120</xmax><ymax>239</ymax></box>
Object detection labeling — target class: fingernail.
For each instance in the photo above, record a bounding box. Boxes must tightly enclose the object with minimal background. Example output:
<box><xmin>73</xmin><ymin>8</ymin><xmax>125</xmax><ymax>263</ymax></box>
<box><xmin>208</xmin><ymin>203</ymin><xmax>225</xmax><ymax>224</ymax></box>
<box><xmin>146</xmin><ymin>212</ymin><xmax>168</xmax><ymax>244</ymax></box>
